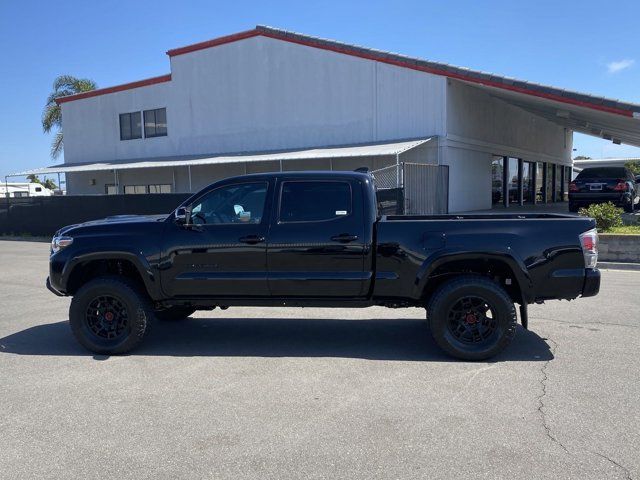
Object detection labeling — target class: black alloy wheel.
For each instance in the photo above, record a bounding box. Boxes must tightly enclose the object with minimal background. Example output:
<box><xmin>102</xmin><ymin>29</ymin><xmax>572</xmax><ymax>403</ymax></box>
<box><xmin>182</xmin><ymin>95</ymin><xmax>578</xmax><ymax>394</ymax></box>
<box><xmin>446</xmin><ymin>296</ymin><xmax>498</xmax><ymax>345</ymax></box>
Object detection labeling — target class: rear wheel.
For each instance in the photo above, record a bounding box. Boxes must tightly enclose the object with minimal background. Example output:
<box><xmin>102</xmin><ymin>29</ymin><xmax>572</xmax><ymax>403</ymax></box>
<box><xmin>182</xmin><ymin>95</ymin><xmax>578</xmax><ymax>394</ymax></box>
<box><xmin>154</xmin><ymin>306</ymin><xmax>196</xmax><ymax>321</ymax></box>
<box><xmin>624</xmin><ymin>201</ymin><xmax>634</xmax><ymax>213</ymax></box>
<box><xmin>569</xmin><ymin>202</ymin><xmax>579</xmax><ymax>213</ymax></box>
<box><xmin>427</xmin><ymin>276</ymin><xmax>517</xmax><ymax>361</ymax></box>
<box><xmin>69</xmin><ymin>276</ymin><xmax>152</xmax><ymax>354</ymax></box>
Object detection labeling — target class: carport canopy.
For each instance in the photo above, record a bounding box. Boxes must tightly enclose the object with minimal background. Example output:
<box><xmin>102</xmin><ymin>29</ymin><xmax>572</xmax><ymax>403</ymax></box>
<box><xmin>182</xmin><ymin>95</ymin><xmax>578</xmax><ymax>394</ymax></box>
<box><xmin>7</xmin><ymin>137</ymin><xmax>434</xmax><ymax>178</ymax></box>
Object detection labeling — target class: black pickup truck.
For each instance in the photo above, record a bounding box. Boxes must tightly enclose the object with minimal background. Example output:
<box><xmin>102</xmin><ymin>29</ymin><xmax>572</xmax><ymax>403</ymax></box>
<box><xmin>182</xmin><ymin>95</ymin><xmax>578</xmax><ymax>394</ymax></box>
<box><xmin>47</xmin><ymin>171</ymin><xmax>600</xmax><ymax>360</ymax></box>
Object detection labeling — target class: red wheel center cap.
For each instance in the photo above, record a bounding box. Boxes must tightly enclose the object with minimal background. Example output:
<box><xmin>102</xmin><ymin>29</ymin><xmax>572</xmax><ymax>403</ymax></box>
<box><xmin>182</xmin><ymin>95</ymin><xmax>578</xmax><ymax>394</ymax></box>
<box><xmin>104</xmin><ymin>312</ymin><xmax>114</xmax><ymax>322</ymax></box>
<box><xmin>465</xmin><ymin>313</ymin><xmax>477</xmax><ymax>324</ymax></box>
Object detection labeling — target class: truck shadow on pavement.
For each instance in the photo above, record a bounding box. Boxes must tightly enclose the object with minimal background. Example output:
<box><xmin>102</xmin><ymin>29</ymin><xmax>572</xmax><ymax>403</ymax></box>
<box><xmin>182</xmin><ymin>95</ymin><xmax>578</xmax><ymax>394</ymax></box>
<box><xmin>0</xmin><ymin>317</ymin><xmax>553</xmax><ymax>362</ymax></box>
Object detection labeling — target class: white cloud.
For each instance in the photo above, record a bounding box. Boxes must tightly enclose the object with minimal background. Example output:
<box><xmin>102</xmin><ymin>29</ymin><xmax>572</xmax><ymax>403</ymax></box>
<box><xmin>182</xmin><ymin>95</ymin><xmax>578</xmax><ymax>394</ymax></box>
<box><xmin>607</xmin><ymin>59</ymin><xmax>635</xmax><ymax>74</ymax></box>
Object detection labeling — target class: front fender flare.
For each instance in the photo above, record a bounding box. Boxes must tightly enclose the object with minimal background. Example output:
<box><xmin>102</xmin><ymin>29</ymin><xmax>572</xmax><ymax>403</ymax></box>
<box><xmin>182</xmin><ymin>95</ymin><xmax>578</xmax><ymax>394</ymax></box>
<box><xmin>61</xmin><ymin>248</ymin><xmax>162</xmax><ymax>300</ymax></box>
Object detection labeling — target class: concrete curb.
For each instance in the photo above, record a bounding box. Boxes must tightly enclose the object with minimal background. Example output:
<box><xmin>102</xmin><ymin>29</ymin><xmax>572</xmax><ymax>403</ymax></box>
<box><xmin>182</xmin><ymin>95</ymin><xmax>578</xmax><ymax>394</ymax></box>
<box><xmin>598</xmin><ymin>261</ymin><xmax>640</xmax><ymax>271</ymax></box>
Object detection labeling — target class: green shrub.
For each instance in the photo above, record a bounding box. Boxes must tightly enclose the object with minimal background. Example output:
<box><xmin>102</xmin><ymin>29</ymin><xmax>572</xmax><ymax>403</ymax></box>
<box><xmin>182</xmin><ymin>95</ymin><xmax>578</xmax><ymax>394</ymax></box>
<box><xmin>578</xmin><ymin>202</ymin><xmax>623</xmax><ymax>232</ymax></box>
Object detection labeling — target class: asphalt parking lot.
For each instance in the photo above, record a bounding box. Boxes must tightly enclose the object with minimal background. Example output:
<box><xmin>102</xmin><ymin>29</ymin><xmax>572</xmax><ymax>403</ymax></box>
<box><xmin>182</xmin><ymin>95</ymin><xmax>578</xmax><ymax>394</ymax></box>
<box><xmin>1</xmin><ymin>240</ymin><xmax>639</xmax><ymax>480</ymax></box>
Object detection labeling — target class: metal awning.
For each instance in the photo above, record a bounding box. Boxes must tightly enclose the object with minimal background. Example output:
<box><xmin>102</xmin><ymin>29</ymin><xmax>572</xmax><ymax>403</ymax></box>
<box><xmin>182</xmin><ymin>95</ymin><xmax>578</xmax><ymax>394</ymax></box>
<box><xmin>7</xmin><ymin>138</ymin><xmax>433</xmax><ymax>177</ymax></box>
<box><xmin>463</xmin><ymin>80</ymin><xmax>640</xmax><ymax>147</ymax></box>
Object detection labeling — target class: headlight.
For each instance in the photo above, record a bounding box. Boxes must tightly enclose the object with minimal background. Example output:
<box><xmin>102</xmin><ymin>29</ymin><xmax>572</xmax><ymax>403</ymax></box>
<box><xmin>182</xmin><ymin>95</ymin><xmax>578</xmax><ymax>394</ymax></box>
<box><xmin>51</xmin><ymin>235</ymin><xmax>73</xmax><ymax>253</ymax></box>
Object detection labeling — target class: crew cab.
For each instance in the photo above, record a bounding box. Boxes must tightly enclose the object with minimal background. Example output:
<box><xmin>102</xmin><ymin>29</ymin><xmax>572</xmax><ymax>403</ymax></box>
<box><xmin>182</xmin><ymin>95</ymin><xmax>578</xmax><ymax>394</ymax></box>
<box><xmin>47</xmin><ymin>171</ymin><xmax>600</xmax><ymax>360</ymax></box>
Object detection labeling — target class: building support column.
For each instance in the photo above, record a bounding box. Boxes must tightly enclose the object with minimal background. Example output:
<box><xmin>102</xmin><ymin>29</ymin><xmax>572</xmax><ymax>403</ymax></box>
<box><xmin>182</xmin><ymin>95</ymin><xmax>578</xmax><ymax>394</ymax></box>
<box><xmin>188</xmin><ymin>166</ymin><xmax>192</xmax><ymax>192</ymax></box>
<box><xmin>113</xmin><ymin>170</ymin><xmax>118</xmax><ymax>194</ymax></box>
<box><xmin>172</xmin><ymin>169</ymin><xmax>176</xmax><ymax>193</ymax></box>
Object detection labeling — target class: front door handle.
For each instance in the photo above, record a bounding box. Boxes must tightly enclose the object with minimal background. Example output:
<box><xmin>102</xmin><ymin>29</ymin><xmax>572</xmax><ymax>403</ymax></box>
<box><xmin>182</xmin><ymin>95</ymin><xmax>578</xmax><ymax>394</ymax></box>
<box><xmin>239</xmin><ymin>235</ymin><xmax>265</xmax><ymax>245</ymax></box>
<box><xmin>330</xmin><ymin>233</ymin><xmax>359</xmax><ymax>243</ymax></box>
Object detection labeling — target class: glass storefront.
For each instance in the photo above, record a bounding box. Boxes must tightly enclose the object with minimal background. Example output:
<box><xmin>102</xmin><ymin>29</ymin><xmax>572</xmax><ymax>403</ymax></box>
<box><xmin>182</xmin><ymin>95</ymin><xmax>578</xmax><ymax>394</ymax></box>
<box><xmin>492</xmin><ymin>157</ymin><xmax>567</xmax><ymax>207</ymax></box>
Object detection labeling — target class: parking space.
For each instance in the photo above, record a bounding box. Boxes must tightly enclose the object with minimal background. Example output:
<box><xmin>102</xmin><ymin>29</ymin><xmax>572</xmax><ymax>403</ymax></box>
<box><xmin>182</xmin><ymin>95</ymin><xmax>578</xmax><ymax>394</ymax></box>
<box><xmin>0</xmin><ymin>240</ymin><xmax>638</xmax><ymax>479</ymax></box>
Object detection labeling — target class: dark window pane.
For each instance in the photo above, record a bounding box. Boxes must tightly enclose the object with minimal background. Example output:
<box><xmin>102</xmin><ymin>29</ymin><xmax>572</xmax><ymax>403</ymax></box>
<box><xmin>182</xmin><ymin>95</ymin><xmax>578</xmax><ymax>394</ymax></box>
<box><xmin>536</xmin><ymin>162</ymin><xmax>545</xmax><ymax>203</ymax></box>
<box><xmin>546</xmin><ymin>164</ymin><xmax>553</xmax><ymax>203</ymax></box>
<box><xmin>507</xmin><ymin>157</ymin><xmax>519</xmax><ymax>204</ymax></box>
<box><xmin>144</xmin><ymin>109</ymin><xmax>156</xmax><ymax>138</ymax></box>
<box><xmin>491</xmin><ymin>156</ymin><xmax>503</xmax><ymax>205</ymax></box>
<box><xmin>155</xmin><ymin>108</ymin><xmax>167</xmax><ymax>136</ymax></box>
<box><xmin>120</xmin><ymin>113</ymin><xmax>131</xmax><ymax>140</ymax></box>
<box><xmin>131</xmin><ymin>112</ymin><xmax>142</xmax><ymax>139</ymax></box>
<box><xmin>280</xmin><ymin>181</ymin><xmax>351</xmax><ymax>222</ymax></box>
<box><xmin>522</xmin><ymin>161</ymin><xmax>535</xmax><ymax>203</ymax></box>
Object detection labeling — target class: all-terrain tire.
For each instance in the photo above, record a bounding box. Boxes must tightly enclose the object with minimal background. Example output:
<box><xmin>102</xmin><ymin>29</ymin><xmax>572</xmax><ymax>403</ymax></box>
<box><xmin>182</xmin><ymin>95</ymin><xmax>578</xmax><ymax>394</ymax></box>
<box><xmin>69</xmin><ymin>276</ymin><xmax>153</xmax><ymax>355</ymax></box>
<box><xmin>154</xmin><ymin>306</ymin><xmax>196</xmax><ymax>321</ymax></box>
<box><xmin>427</xmin><ymin>275</ymin><xmax>517</xmax><ymax>361</ymax></box>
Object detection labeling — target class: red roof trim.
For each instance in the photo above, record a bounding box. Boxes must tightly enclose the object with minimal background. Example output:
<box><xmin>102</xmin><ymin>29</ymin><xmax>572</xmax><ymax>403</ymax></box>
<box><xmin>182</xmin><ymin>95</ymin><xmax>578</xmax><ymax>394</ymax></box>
<box><xmin>166</xmin><ymin>29</ymin><xmax>261</xmax><ymax>57</ymax></box>
<box><xmin>55</xmin><ymin>74</ymin><xmax>172</xmax><ymax>105</ymax></box>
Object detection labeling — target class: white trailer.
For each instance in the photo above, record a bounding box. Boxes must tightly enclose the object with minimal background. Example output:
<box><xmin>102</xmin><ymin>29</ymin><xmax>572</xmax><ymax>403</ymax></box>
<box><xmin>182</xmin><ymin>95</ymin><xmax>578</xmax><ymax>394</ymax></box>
<box><xmin>0</xmin><ymin>182</ymin><xmax>54</xmax><ymax>198</ymax></box>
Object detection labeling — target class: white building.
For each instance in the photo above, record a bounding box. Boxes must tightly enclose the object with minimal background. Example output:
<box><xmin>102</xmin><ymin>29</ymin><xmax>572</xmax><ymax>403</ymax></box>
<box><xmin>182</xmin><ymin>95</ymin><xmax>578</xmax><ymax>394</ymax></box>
<box><xmin>14</xmin><ymin>26</ymin><xmax>640</xmax><ymax>212</ymax></box>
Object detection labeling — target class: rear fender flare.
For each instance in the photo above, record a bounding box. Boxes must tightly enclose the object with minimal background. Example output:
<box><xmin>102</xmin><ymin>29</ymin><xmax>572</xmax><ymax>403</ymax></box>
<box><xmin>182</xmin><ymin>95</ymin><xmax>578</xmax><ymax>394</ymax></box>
<box><xmin>413</xmin><ymin>250</ymin><xmax>533</xmax><ymax>303</ymax></box>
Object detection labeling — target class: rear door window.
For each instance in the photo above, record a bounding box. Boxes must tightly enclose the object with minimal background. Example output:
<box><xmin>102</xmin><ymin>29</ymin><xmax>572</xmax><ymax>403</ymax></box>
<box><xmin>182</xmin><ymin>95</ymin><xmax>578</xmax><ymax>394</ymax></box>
<box><xmin>279</xmin><ymin>181</ymin><xmax>352</xmax><ymax>223</ymax></box>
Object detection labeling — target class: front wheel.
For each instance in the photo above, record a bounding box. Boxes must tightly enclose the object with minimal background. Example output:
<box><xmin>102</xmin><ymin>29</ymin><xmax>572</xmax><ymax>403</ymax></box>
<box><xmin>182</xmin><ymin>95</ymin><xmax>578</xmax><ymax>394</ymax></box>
<box><xmin>69</xmin><ymin>276</ymin><xmax>153</xmax><ymax>354</ymax></box>
<box><xmin>427</xmin><ymin>276</ymin><xmax>517</xmax><ymax>361</ymax></box>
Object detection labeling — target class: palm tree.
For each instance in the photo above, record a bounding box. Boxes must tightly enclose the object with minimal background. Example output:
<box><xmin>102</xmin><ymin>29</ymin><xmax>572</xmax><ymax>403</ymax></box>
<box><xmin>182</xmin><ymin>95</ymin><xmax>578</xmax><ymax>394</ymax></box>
<box><xmin>42</xmin><ymin>75</ymin><xmax>97</xmax><ymax>159</ymax></box>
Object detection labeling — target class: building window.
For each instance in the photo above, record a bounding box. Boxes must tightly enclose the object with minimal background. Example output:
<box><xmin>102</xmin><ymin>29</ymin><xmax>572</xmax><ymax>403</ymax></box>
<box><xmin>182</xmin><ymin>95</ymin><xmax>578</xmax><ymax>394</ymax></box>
<box><xmin>105</xmin><ymin>184</ymin><xmax>118</xmax><ymax>195</ymax></box>
<box><xmin>119</xmin><ymin>112</ymin><xmax>142</xmax><ymax>140</ymax></box>
<box><xmin>143</xmin><ymin>108</ymin><xmax>167</xmax><ymax>138</ymax></box>
<box><xmin>148</xmin><ymin>184</ymin><xmax>172</xmax><ymax>194</ymax></box>
<box><xmin>124</xmin><ymin>185</ymin><xmax>147</xmax><ymax>194</ymax></box>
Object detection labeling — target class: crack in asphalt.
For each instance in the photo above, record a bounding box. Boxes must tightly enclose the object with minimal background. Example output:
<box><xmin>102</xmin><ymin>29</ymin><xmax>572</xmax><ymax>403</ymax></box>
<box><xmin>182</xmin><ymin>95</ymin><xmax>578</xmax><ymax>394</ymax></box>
<box><xmin>536</xmin><ymin>336</ymin><xmax>569</xmax><ymax>454</ymax></box>
<box><xmin>593</xmin><ymin>451</ymin><xmax>634</xmax><ymax>480</ymax></box>
<box><xmin>531</xmin><ymin>315</ymin><xmax>640</xmax><ymax>329</ymax></box>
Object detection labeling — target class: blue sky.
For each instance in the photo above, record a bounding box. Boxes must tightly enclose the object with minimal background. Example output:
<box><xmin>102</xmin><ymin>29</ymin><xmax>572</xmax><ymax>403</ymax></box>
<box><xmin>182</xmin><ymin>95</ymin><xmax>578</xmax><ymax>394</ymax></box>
<box><xmin>1</xmin><ymin>0</ymin><xmax>639</xmax><ymax>180</ymax></box>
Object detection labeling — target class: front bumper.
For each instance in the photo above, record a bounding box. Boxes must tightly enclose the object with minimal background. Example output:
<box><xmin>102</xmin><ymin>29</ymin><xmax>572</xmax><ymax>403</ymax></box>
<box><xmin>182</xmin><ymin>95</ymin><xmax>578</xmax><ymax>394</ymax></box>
<box><xmin>46</xmin><ymin>277</ymin><xmax>64</xmax><ymax>297</ymax></box>
<box><xmin>581</xmin><ymin>268</ymin><xmax>600</xmax><ymax>298</ymax></box>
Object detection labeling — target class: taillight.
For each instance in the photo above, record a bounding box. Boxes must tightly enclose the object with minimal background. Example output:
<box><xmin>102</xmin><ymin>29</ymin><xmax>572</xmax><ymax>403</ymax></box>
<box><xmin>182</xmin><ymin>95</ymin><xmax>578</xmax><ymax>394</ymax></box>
<box><xmin>579</xmin><ymin>228</ymin><xmax>598</xmax><ymax>268</ymax></box>
<box><xmin>569</xmin><ymin>182</ymin><xmax>578</xmax><ymax>192</ymax></box>
<box><xmin>614</xmin><ymin>180</ymin><xmax>628</xmax><ymax>191</ymax></box>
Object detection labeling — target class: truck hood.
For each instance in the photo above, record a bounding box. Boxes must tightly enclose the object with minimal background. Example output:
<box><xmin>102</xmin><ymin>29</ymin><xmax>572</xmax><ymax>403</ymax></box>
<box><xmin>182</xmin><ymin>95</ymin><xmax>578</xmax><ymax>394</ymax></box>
<box><xmin>57</xmin><ymin>214</ymin><xmax>168</xmax><ymax>235</ymax></box>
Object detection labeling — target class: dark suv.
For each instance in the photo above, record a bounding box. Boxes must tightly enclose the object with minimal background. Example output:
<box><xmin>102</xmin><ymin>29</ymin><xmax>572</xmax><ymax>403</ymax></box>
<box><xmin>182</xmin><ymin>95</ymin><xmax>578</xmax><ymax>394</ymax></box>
<box><xmin>569</xmin><ymin>167</ymin><xmax>639</xmax><ymax>212</ymax></box>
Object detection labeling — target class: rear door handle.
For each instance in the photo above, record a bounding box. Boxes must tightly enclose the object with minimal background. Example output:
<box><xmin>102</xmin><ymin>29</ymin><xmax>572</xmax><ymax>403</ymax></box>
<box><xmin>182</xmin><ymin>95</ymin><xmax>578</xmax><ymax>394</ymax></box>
<box><xmin>331</xmin><ymin>234</ymin><xmax>358</xmax><ymax>243</ymax></box>
<box><xmin>239</xmin><ymin>235</ymin><xmax>265</xmax><ymax>245</ymax></box>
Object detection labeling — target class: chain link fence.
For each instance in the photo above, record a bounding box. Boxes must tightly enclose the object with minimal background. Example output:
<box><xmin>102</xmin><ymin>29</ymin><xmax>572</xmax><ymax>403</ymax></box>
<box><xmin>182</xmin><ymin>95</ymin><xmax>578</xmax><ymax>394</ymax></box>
<box><xmin>372</xmin><ymin>162</ymin><xmax>449</xmax><ymax>215</ymax></box>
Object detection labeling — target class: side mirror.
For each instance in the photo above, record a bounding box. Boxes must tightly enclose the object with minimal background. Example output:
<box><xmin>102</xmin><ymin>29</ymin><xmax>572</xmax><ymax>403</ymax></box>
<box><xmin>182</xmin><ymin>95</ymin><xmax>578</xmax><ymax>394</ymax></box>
<box><xmin>174</xmin><ymin>206</ymin><xmax>190</xmax><ymax>225</ymax></box>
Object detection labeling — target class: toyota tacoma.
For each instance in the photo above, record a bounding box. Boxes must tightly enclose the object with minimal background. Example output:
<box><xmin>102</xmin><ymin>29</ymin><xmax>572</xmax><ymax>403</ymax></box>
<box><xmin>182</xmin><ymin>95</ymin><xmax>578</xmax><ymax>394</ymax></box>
<box><xmin>47</xmin><ymin>171</ymin><xmax>600</xmax><ymax>360</ymax></box>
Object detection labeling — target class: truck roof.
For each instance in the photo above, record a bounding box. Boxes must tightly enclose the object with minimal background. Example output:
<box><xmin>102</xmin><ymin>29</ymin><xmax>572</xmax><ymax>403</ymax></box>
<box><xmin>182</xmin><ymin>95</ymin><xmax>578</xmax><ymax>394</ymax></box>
<box><xmin>221</xmin><ymin>170</ymin><xmax>373</xmax><ymax>183</ymax></box>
